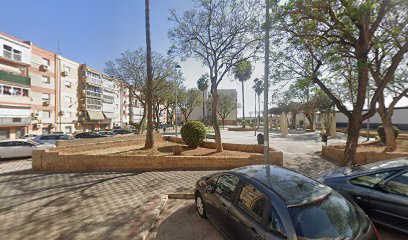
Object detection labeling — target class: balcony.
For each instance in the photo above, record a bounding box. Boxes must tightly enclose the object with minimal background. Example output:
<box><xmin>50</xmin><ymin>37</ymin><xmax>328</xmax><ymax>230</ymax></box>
<box><xmin>0</xmin><ymin>117</ymin><xmax>31</xmax><ymax>126</ymax></box>
<box><xmin>0</xmin><ymin>71</ymin><xmax>30</xmax><ymax>86</ymax></box>
<box><xmin>0</xmin><ymin>94</ymin><xmax>32</xmax><ymax>106</ymax></box>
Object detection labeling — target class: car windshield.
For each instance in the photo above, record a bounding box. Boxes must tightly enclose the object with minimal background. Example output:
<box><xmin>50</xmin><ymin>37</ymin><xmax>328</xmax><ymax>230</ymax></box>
<box><xmin>289</xmin><ymin>192</ymin><xmax>368</xmax><ymax>240</ymax></box>
<box><xmin>27</xmin><ymin>140</ymin><xmax>41</xmax><ymax>146</ymax></box>
<box><xmin>345</xmin><ymin>159</ymin><xmax>408</xmax><ymax>175</ymax></box>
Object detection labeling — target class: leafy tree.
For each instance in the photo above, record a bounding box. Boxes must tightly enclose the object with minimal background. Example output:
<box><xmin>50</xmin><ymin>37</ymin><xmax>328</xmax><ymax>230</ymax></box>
<box><xmin>178</xmin><ymin>88</ymin><xmax>202</xmax><ymax>123</ymax></box>
<box><xmin>197</xmin><ymin>74</ymin><xmax>209</xmax><ymax>122</ymax></box>
<box><xmin>168</xmin><ymin>0</ymin><xmax>262</xmax><ymax>151</ymax></box>
<box><xmin>234</xmin><ymin>60</ymin><xmax>253</xmax><ymax>124</ymax></box>
<box><xmin>278</xmin><ymin>0</ymin><xmax>408</xmax><ymax>164</ymax></box>
<box><xmin>253</xmin><ymin>78</ymin><xmax>263</xmax><ymax>128</ymax></box>
<box><xmin>217</xmin><ymin>92</ymin><xmax>240</xmax><ymax>129</ymax></box>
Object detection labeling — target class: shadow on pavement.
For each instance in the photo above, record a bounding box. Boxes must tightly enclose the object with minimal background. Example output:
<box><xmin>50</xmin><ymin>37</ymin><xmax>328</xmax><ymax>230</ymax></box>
<box><xmin>154</xmin><ymin>202</ymin><xmax>223</xmax><ymax>240</ymax></box>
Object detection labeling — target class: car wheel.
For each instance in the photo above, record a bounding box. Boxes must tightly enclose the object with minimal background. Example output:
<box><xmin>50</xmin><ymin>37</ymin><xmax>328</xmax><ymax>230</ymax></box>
<box><xmin>195</xmin><ymin>193</ymin><xmax>207</xmax><ymax>218</ymax></box>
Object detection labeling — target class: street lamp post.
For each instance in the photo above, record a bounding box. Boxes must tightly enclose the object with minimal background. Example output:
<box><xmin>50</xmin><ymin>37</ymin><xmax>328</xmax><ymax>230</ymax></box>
<box><xmin>175</xmin><ymin>65</ymin><xmax>181</xmax><ymax>137</ymax></box>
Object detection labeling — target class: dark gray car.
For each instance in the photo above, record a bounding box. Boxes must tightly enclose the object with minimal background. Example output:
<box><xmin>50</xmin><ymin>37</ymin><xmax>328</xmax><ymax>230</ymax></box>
<box><xmin>195</xmin><ymin>165</ymin><xmax>378</xmax><ymax>240</ymax></box>
<box><xmin>319</xmin><ymin>158</ymin><xmax>408</xmax><ymax>235</ymax></box>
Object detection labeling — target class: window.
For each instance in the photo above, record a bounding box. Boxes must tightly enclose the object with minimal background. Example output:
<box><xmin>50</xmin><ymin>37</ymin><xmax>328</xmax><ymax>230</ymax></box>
<box><xmin>86</xmin><ymin>98</ymin><xmax>102</xmax><ymax>110</ymax></box>
<box><xmin>350</xmin><ymin>171</ymin><xmax>397</xmax><ymax>188</ymax></box>
<box><xmin>12</xmin><ymin>118</ymin><xmax>22</xmax><ymax>123</ymax></box>
<box><xmin>42</xmin><ymin>93</ymin><xmax>50</xmax><ymax>100</ymax></box>
<box><xmin>12</xmin><ymin>87</ymin><xmax>22</xmax><ymax>96</ymax></box>
<box><xmin>13</xmin><ymin>49</ymin><xmax>22</xmax><ymax>61</ymax></box>
<box><xmin>215</xmin><ymin>174</ymin><xmax>239</xmax><ymax>201</ymax></box>
<box><xmin>42</xmin><ymin>76</ymin><xmax>50</xmax><ymax>84</ymax></box>
<box><xmin>41</xmin><ymin>110</ymin><xmax>51</xmax><ymax>119</ymax></box>
<box><xmin>238</xmin><ymin>184</ymin><xmax>266</xmax><ymax>223</ymax></box>
<box><xmin>22</xmin><ymin>89</ymin><xmax>29</xmax><ymax>97</ymax></box>
<box><xmin>64</xmin><ymin>80</ymin><xmax>72</xmax><ymax>88</ymax></box>
<box><xmin>268</xmin><ymin>208</ymin><xmax>286</xmax><ymax>237</ymax></box>
<box><xmin>86</xmin><ymin>85</ymin><xmax>102</xmax><ymax>98</ymax></box>
<box><xmin>64</xmin><ymin>96</ymin><xmax>72</xmax><ymax>104</ymax></box>
<box><xmin>64</xmin><ymin>66</ymin><xmax>71</xmax><ymax>74</ymax></box>
<box><xmin>42</xmin><ymin>58</ymin><xmax>50</xmax><ymax>66</ymax></box>
<box><xmin>3</xmin><ymin>45</ymin><xmax>12</xmax><ymax>58</ymax></box>
<box><xmin>385</xmin><ymin>172</ymin><xmax>408</xmax><ymax>197</ymax></box>
<box><xmin>3</xmin><ymin>86</ymin><xmax>11</xmax><ymax>95</ymax></box>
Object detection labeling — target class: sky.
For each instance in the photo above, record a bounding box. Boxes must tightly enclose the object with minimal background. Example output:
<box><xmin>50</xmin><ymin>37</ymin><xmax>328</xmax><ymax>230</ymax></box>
<box><xmin>0</xmin><ymin>0</ymin><xmax>264</xmax><ymax>118</ymax></box>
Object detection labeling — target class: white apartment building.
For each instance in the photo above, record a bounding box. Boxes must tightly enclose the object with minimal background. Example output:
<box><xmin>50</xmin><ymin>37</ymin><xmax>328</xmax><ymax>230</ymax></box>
<box><xmin>101</xmin><ymin>74</ymin><xmax>121</xmax><ymax>129</ymax></box>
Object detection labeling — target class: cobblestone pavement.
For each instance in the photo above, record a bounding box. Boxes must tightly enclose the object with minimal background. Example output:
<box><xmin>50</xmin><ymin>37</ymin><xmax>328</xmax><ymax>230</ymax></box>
<box><xmin>0</xmin><ymin>159</ymin><xmax>215</xmax><ymax>240</ymax></box>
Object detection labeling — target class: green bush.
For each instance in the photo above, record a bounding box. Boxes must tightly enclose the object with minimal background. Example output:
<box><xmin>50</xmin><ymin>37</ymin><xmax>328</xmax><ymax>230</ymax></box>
<box><xmin>180</xmin><ymin>121</ymin><xmax>207</xmax><ymax>148</ymax></box>
<box><xmin>377</xmin><ymin>125</ymin><xmax>400</xmax><ymax>143</ymax></box>
<box><xmin>132</xmin><ymin>121</ymin><xmax>147</xmax><ymax>133</ymax></box>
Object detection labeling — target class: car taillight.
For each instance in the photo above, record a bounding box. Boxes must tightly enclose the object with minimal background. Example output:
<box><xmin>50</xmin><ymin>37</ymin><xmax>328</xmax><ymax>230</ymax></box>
<box><xmin>373</xmin><ymin>224</ymin><xmax>381</xmax><ymax>240</ymax></box>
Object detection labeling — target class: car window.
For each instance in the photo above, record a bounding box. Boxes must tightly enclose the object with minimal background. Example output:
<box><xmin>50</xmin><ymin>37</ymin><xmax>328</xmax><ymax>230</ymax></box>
<box><xmin>59</xmin><ymin>135</ymin><xmax>72</xmax><ymax>140</ymax></box>
<box><xmin>21</xmin><ymin>142</ymin><xmax>32</xmax><ymax>146</ymax></box>
<box><xmin>385</xmin><ymin>172</ymin><xmax>408</xmax><ymax>197</ymax></box>
<box><xmin>0</xmin><ymin>142</ymin><xmax>13</xmax><ymax>147</ymax></box>
<box><xmin>350</xmin><ymin>171</ymin><xmax>397</xmax><ymax>188</ymax></box>
<box><xmin>268</xmin><ymin>207</ymin><xmax>287</xmax><ymax>238</ymax></box>
<box><xmin>215</xmin><ymin>174</ymin><xmax>239</xmax><ymax>201</ymax></box>
<box><xmin>237</xmin><ymin>184</ymin><xmax>266</xmax><ymax>223</ymax></box>
<box><xmin>40</xmin><ymin>135</ymin><xmax>57</xmax><ymax>140</ymax></box>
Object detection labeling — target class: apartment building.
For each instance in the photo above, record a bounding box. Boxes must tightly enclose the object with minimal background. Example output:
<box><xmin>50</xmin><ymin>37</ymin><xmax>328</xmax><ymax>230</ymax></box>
<box><xmin>55</xmin><ymin>55</ymin><xmax>80</xmax><ymax>134</ymax></box>
<box><xmin>0</xmin><ymin>33</ymin><xmax>32</xmax><ymax>140</ymax></box>
<box><xmin>78</xmin><ymin>64</ymin><xmax>105</xmax><ymax>131</ymax></box>
<box><xmin>28</xmin><ymin>44</ymin><xmax>57</xmax><ymax>135</ymax></box>
<box><xmin>120</xmin><ymin>86</ymin><xmax>145</xmax><ymax>128</ymax></box>
<box><xmin>101</xmin><ymin>74</ymin><xmax>121</xmax><ymax>129</ymax></box>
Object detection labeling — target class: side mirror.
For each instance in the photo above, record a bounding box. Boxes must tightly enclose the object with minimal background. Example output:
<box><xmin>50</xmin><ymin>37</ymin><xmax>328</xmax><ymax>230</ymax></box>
<box><xmin>206</xmin><ymin>185</ymin><xmax>215</xmax><ymax>193</ymax></box>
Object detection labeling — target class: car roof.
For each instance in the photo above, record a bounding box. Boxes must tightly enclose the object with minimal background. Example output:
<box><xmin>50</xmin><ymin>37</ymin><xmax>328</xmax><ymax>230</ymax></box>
<box><xmin>348</xmin><ymin>158</ymin><xmax>408</xmax><ymax>174</ymax></box>
<box><xmin>233</xmin><ymin>165</ymin><xmax>332</xmax><ymax>207</ymax></box>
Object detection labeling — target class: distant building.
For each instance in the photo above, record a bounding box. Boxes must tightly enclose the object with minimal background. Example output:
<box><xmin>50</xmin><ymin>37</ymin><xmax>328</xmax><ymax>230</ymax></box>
<box><xmin>188</xmin><ymin>89</ymin><xmax>238</xmax><ymax>125</ymax></box>
<box><xmin>0</xmin><ymin>33</ymin><xmax>32</xmax><ymax>139</ymax></box>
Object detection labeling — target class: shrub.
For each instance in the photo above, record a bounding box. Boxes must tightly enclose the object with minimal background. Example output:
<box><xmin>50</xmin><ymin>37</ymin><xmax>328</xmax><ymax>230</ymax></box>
<box><xmin>180</xmin><ymin>121</ymin><xmax>206</xmax><ymax>148</ymax></box>
<box><xmin>377</xmin><ymin>125</ymin><xmax>400</xmax><ymax>143</ymax></box>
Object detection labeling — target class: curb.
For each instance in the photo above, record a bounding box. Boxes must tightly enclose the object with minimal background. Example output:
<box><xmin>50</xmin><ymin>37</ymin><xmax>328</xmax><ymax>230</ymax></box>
<box><xmin>139</xmin><ymin>195</ymin><xmax>168</xmax><ymax>240</ymax></box>
<box><xmin>167</xmin><ymin>193</ymin><xmax>194</xmax><ymax>199</ymax></box>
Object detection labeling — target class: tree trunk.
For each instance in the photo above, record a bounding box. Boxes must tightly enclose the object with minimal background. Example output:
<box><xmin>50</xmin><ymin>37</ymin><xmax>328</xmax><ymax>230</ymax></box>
<box><xmin>128</xmin><ymin>90</ymin><xmax>134</xmax><ymax>125</ymax></box>
<box><xmin>254</xmin><ymin>92</ymin><xmax>257</xmax><ymax>129</ymax></box>
<box><xmin>258</xmin><ymin>95</ymin><xmax>261</xmax><ymax>128</ymax></box>
<box><xmin>138</xmin><ymin>107</ymin><xmax>146</xmax><ymax>135</ymax></box>
<box><xmin>222</xmin><ymin>118</ymin><xmax>225</xmax><ymax>129</ymax></box>
<box><xmin>144</xmin><ymin>0</ymin><xmax>154</xmax><ymax>149</ymax></box>
<box><xmin>344</xmin><ymin>115</ymin><xmax>363</xmax><ymax>165</ymax></box>
<box><xmin>305</xmin><ymin>114</ymin><xmax>314</xmax><ymax>131</ymax></box>
<box><xmin>377</xmin><ymin>93</ymin><xmax>397</xmax><ymax>152</ymax></box>
<box><xmin>202</xmin><ymin>91</ymin><xmax>205</xmax><ymax>123</ymax></box>
<box><xmin>241</xmin><ymin>81</ymin><xmax>245</xmax><ymax>123</ymax></box>
<box><xmin>211</xmin><ymin>86</ymin><xmax>223</xmax><ymax>152</ymax></box>
<box><xmin>155</xmin><ymin>104</ymin><xmax>160</xmax><ymax>131</ymax></box>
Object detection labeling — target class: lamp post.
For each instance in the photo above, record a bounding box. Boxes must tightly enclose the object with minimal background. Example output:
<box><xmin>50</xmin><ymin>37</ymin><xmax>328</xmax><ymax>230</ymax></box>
<box><xmin>174</xmin><ymin>65</ymin><xmax>181</xmax><ymax>137</ymax></box>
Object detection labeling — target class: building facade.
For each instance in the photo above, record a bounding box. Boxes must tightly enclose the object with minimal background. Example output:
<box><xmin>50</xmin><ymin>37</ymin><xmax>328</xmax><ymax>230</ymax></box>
<box><xmin>0</xmin><ymin>33</ymin><xmax>32</xmax><ymax>140</ymax></box>
<box><xmin>101</xmin><ymin>74</ymin><xmax>121</xmax><ymax>129</ymax></box>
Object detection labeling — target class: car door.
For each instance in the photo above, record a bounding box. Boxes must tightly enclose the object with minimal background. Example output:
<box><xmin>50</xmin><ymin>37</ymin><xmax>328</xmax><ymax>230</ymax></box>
<box><xmin>204</xmin><ymin>174</ymin><xmax>240</xmax><ymax>238</ymax></box>
<box><xmin>227</xmin><ymin>182</ymin><xmax>267</xmax><ymax>240</ymax></box>
<box><xmin>18</xmin><ymin>141</ymin><xmax>33</xmax><ymax>157</ymax></box>
<box><xmin>0</xmin><ymin>141</ymin><xmax>15</xmax><ymax>158</ymax></box>
<box><xmin>347</xmin><ymin>170</ymin><xmax>399</xmax><ymax>214</ymax></box>
<box><xmin>369</xmin><ymin>170</ymin><xmax>408</xmax><ymax>232</ymax></box>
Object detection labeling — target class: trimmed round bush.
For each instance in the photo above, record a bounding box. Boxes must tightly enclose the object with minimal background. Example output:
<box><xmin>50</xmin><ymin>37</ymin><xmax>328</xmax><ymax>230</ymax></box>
<box><xmin>180</xmin><ymin>121</ymin><xmax>207</xmax><ymax>148</ymax></box>
<box><xmin>377</xmin><ymin>125</ymin><xmax>400</xmax><ymax>143</ymax></box>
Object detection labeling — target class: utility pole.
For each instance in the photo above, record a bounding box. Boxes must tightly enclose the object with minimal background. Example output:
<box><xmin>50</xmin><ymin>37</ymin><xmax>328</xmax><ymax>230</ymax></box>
<box><xmin>366</xmin><ymin>88</ymin><xmax>370</xmax><ymax>141</ymax></box>
<box><xmin>175</xmin><ymin>65</ymin><xmax>181</xmax><ymax>137</ymax></box>
<box><xmin>263</xmin><ymin>0</ymin><xmax>270</xmax><ymax>166</ymax></box>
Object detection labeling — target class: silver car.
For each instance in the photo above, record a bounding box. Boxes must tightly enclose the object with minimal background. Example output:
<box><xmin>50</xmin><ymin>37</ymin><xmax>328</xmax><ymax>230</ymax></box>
<box><xmin>32</xmin><ymin>134</ymin><xmax>74</xmax><ymax>146</ymax></box>
<box><xmin>0</xmin><ymin>139</ymin><xmax>53</xmax><ymax>159</ymax></box>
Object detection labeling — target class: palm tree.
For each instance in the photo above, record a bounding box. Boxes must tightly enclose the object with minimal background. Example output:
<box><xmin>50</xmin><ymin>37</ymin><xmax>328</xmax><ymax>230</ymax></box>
<box><xmin>234</xmin><ymin>60</ymin><xmax>252</xmax><ymax>126</ymax></box>
<box><xmin>253</xmin><ymin>78</ymin><xmax>263</xmax><ymax>129</ymax></box>
<box><xmin>144</xmin><ymin>0</ymin><xmax>154</xmax><ymax>148</ymax></box>
<box><xmin>197</xmin><ymin>74</ymin><xmax>209</xmax><ymax>123</ymax></box>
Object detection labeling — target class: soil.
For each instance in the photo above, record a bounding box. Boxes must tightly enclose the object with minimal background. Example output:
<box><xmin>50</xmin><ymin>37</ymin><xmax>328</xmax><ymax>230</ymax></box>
<box><xmin>117</xmin><ymin>141</ymin><xmax>253</xmax><ymax>157</ymax></box>
<box><xmin>333</xmin><ymin>139</ymin><xmax>408</xmax><ymax>153</ymax></box>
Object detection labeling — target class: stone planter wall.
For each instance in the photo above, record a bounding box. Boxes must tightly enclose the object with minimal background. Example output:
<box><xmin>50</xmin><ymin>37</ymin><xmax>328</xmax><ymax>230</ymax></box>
<box><xmin>227</xmin><ymin>127</ymin><xmax>257</xmax><ymax>131</ymax></box>
<box><xmin>322</xmin><ymin>145</ymin><xmax>408</xmax><ymax>165</ymax></box>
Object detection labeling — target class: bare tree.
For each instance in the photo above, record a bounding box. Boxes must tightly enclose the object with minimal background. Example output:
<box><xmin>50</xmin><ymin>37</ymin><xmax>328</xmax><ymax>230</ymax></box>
<box><xmin>168</xmin><ymin>0</ymin><xmax>262</xmax><ymax>151</ymax></box>
<box><xmin>178</xmin><ymin>88</ymin><xmax>202</xmax><ymax>123</ymax></box>
<box><xmin>217</xmin><ymin>93</ymin><xmax>240</xmax><ymax>129</ymax></box>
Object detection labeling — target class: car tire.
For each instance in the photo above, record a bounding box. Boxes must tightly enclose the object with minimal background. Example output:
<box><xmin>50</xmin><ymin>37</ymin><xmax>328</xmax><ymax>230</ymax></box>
<box><xmin>195</xmin><ymin>193</ymin><xmax>207</xmax><ymax>218</ymax></box>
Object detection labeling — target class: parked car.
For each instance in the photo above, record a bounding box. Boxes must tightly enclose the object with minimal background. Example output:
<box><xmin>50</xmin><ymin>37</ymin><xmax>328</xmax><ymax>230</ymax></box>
<box><xmin>195</xmin><ymin>165</ymin><xmax>378</xmax><ymax>240</ymax></box>
<box><xmin>96</xmin><ymin>131</ymin><xmax>116</xmax><ymax>137</ymax></box>
<box><xmin>74</xmin><ymin>132</ymin><xmax>107</xmax><ymax>139</ymax></box>
<box><xmin>112</xmin><ymin>129</ymin><xmax>132</xmax><ymax>135</ymax></box>
<box><xmin>0</xmin><ymin>139</ymin><xmax>53</xmax><ymax>159</ymax></box>
<box><xmin>319</xmin><ymin>158</ymin><xmax>408</xmax><ymax>235</ymax></box>
<box><xmin>32</xmin><ymin>134</ymin><xmax>74</xmax><ymax>145</ymax></box>
<box><xmin>21</xmin><ymin>134</ymin><xmax>38</xmax><ymax>139</ymax></box>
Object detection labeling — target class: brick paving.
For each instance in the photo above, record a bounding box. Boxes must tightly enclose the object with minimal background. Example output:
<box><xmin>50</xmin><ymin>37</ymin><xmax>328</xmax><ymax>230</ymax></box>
<box><xmin>0</xmin><ymin>159</ymin><xmax>215</xmax><ymax>240</ymax></box>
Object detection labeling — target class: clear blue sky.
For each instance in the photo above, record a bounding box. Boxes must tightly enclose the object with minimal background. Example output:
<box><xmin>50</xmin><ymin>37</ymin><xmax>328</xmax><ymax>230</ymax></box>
<box><xmin>0</xmin><ymin>0</ymin><xmax>266</xmax><ymax>117</ymax></box>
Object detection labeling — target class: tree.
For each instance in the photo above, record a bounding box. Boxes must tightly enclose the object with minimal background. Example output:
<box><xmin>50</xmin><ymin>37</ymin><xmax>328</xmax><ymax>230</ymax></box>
<box><xmin>197</xmin><ymin>74</ymin><xmax>209</xmax><ymax>122</ymax></box>
<box><xmin>144</xmin><ymin>0</ymin><xmax>154</xmax><ymax>148</ymax></box>
<box><xmin>217</xmin><ymin>93</ymin><xmax>240</xmax><ymax>129</ymax></box>
<box><xmin>105</xmin><ymin>50</ymin><xmax>182</xmax><ymax>134</ymax></box>
<box><xmin>234</xmin><ymin>60</ymin><xmax>253</xmax><ymax>124</ymax></box>
<box><xmin>178</xmin><ymin>88</ymin><xmax>202</xmax><ymax>123</ymax></box>
<box><xmin>168</xmin><ymin>0</ymin><xmax>262</xmax><ymax>151</ymax></box>
<box><xmin>278</xmin><ymin>0</ymin><xmax>408</xmax><ymax>164</ymax></box>
<box><xmin>252</xmin><ymin>78</ymin><xmax>263</xmax><ymax>128</ymax></box>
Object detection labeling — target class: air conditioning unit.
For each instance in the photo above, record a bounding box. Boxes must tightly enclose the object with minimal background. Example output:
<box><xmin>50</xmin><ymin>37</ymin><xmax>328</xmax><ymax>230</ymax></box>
<box><xmin>61</xmin><ymin>71</ymin><xmax>69</xmax><ymax>77</ymax></box>
<box><xmin>59</xmin><ymin>110</ymin><xmax>65</xmax><ymax>116</ymax></box>
<box><xmin>51</xmin><ymin>123</ymin><xmax>56</xmax><ymax>128</ymax></box>
<box><xmin>39</xmin><ymin>64</ymin><xmax>49</xmax><ymax>72</ymax></box>
<box><xmin>43</xmin><ymin>100</ymin><xmax>50</xmax><ymax>106</ymax></box>
<box><xmin>31</xmin><ymin>112</ymin><xmax>40</xmax><ymax>119</ymax></box>
<box><xmin>35</xmin><ymin>123</ymin><xmax>43</xmax><ymax>129</ymax></box>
